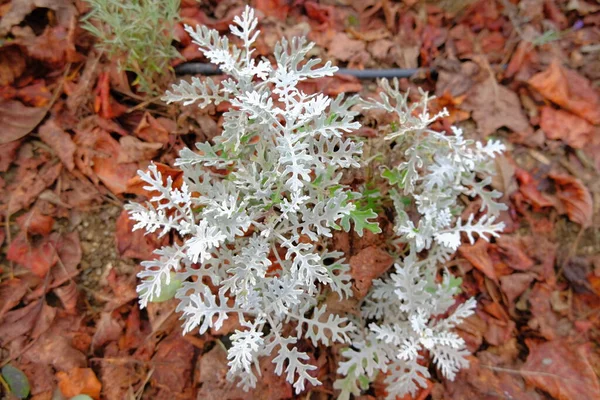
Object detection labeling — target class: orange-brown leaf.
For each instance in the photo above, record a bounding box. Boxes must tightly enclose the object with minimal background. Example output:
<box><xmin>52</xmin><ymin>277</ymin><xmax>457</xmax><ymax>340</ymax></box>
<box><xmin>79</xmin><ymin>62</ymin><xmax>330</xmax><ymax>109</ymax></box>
<box><xmin>349</xmin><ymin>246</ymin><xmax>394</xmax><ymax>298</ymax></box>
<box><xmin>6</xmin><ymin>232</ymin><xmax>58</xmax><ymax>277</ymax></box>
<box><xmin>539</xmin><ymin>106</ymin><xmax>594</xmax><ymax>148</ymax></box>
<box><xmin>549</xmin><ymin>173</ymin><xmax>593</xmax><ymax>227</ymax></box>
<box><xmin>523</xmin><ymin>340</ymin><xmax>600</xmax><ymax>400</ymax></box>
<box><xmin>57</xmin><ymin>367</ymin><xmax>102</xmax><ymax>399</ymax></box>
<box><xmin>16</xmin><ymin>208</ymin><xmax>55</xmax><ymax>236</ymax></box>
<box><xmin>459</xmin><ymin>238</ymin><xmax>496</xmax><ymax>280</ymax></box>
<box><xmin>528</xmin><ymin>60</ymin><xmax>600</xmax><ymax>125</ymax></box>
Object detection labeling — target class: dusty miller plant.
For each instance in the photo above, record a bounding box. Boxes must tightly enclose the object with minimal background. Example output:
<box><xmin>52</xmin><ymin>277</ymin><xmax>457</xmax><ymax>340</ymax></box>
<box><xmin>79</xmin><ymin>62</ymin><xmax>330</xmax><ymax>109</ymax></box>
<box><xmin>334</xmin><ymin>80</ymin><xmax>507</xmax><ymax>399</ymax></box>
<box><xmin>125</xmin><ymin>6</ymin><xmax>379</xmax><ymax>393</ymax></box>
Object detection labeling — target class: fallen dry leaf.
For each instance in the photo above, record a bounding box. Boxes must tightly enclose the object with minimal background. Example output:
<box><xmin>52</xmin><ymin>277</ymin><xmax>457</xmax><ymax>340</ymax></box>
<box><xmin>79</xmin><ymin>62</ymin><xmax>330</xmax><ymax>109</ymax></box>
<box><xmin>0</xmin><ymin>45</ymin><xmax>27</xmax><ymax>86</ymax></box>
<box><xmin>459</xmin><ymin>238</ymin><xmax>496</xmax><ymax>281</ymax></box>
<box><xmin>38</xmin><ymin>119</ymin><xmax>77</xmax><ymax>171</ymax></box>
<box><xmin>299</xmin><ymin>75</ymin><xmax>362</xmax><ymax>97</ymax></box>
<box><xmin>150</xmin><ymin>332</ymin><xmax>195</xmax><ymax>396</ymax></box>
<box><xmin>94</xmin><ymin>72</ymin><xmax>127</xmax><ymax>120</ymax></box>
<box><xmin>0</xmin><ymin>301</ymin><xmax>56</xmax><ymax>346</ymax></box>
<box><xmin>196</xmin><ymin>344</ymin><xmax>292</xmax><ymax>400</ymax></box>
<box><xmin>20</xmin><ymin>24</ymin><xmax>79</xmax><ymax>66</ymax></box>
<box><xmin>15</xmin><ymin>208</ymin><xmax>54</xmax><ymax>236</ymax></box>
<box><xmin>328</xmin><ymin>32</ymin><xmax>366</xmax><ymax>62</ymax></box>
<box><xmin>14</xmin><ymin>79</ymin><xmax>52</xmax><ymax>107</ymax></box>
<box><xmin>463</xmin><ymin>73</ymin><xmax>531</xmax><ymax>137</ymax></box>
<box><xmin>99</xmin><ymin>347</ymin><xmax>138</xmax><ymax>400</ymax></box>
<box><xmin>528</xmin><ymin>283</ymin><xmax>564</xmax><ymax>340</ymax></box>
<box><xmin>0</xmin><ymin>100</ymin><xmax>48</xmax><ymax>145</ymax></box>
<box><xmin>254</xmin><ymin>0</ymin><xmax>290</xmax><ymax>20</ymax></box>
<box><xmin>0</xmin><ymin>279</ymin><xmax>29</xmax><ymax>321</ymax></box>
<box><xmin>25</xmin><ymin>231</ymin><xmax>82</xmax><ymax>301</ymax></box>
<box><xmin>23</xmin><ymin>331</ymin><xmax>87</xmax><ymax>372</ymax></box>
<box><xmin>78</xmin><ymin>128</ymin><xmax>138</xmax><ymax>195</ymax></box>
<box><xmin>92</xmin><ymin>312</ymin><xmax>122</xmax><ymax>350</ymax></box>
<box><xmin>539</xmin><ymin>106</ymin><xmax>594</xmax><ymax>148</ymax></box>
<box><xmin>528</xmin><ymin>60</ymin><xmax>600</xmax><ymax>125</ymax></box>
<box><xmin>6</xmin><ymin>232</ymin><xmax>58</xmax><ymax>277</ymax></box>
<box><xmin>522</xmin><ymin>340</ymin><xmax>600</xmax><ymax>400</ymax></box>
<box><xmin>134</xmin><ymin>112</ymin><xmax>171</xmax><ymax>144</ymax></box>
<box><xmin>0</xmin><ymin>0</ymin><xmax>76</xmax><ymax>35</ymax></box>
<box><xmin>495</xmin><ymin>236</ymin><xmax>534</xmax><ymax>271</ymax></box>
<box><xmin>435</xmin><ymin>344</ymin><xmax>543</xmax><ymax>400</ymax></box>
<box><xmin>349</xmin><ymin>246</ymin><xmax>394</xmax><ymax>298</ymax></box>
<box><xmin>57</xmin><ymin>367</ymin><xmax>102</xmax><ymax>399</ymax></box>
<box><xmin>54</xmin><ymin>281</ymin><xmax>79</xmax><ymax>313</ymax></box>
<box><xmin>499</xmin><ymin>272</ymin><xmax>535</xmax><ymax>306</ymax></box>
<box><xmin>115</xmin><ymin>209</ymin><xmax>167</xmax><ymax>260</ymax></box>
<box><xmin>125</xmin><ymin>162</ymin><xmax>183</xmax><ymax>197</ymax></box>
<box><xmin>7</xmin><ymin>161</ymin><xmax>62</xmax><ymax>214</ymax></box>
<box><xmin>118</xmin><ymin>136</ymin><xmax>163</xmax><ymax>163</ymax></box>
<box><xmin>549</xmin><ymin>172</ymin><xmax>593</xmax><ymax>228</ymax></box>
<box><xmin>0</xmin><ymin>140</ymin><xmax>21</xmax><ymax>172</ymax></box>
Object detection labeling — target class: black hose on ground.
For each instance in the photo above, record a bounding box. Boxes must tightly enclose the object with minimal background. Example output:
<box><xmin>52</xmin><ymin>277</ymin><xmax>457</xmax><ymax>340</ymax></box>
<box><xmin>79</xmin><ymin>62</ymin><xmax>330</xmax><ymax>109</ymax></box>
<box><xmin>174</xmin><ymin>62</ymin><xmax>434</xmax><ymax>79</ymax></box>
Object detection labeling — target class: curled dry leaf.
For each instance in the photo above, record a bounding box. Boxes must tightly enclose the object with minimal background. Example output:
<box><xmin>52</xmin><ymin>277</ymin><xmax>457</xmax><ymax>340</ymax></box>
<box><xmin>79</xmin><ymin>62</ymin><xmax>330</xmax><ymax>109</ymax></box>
<box><xmin>134</xmin><ymin>112</ymin><xmax>171</xmax><ymax>144</ymax></box>
<box><xmin>94</xmin><ymin>72</ymin><xmax>127</xmax><ymax>120</ymax></box>
<box><xmin>459</xmin><ymin>238</ymin><xmax>496</xmax><ymax>281</ymax></box>
<box><xmin>0</xmin><ymin>45</ymin><xmax>27</xmax><ymax>86</ymax></box>
<box><xmin>91</xmin><ymin>312</ymin><xmax>122</xmax><ymax>350</ymax></box>
<box><xmin>499</xmin><ymin>273</ymin><xmax>535</xmax><ymax>306</ymax></box>
<box><xmin>38</xmin><ymin>119</ymin><xmax>77</xmax><ymax>171</ymax></box>
<box><xmin>549</xmin><ymin>173</ymin><xmax>593</xmax><ymax>228</ymax></box>
<box><xmin>0</xmin><ymin>279</ymin><xmax>29</xmax><ymax>320</ymax></box>
<box><xmin>495</xmin><ymin>236</ymin><xmax>534</xmax><ymax>271</ymax></box>
<box><xmin>0</xmin><ymin>100</ymin><xmax>48</xmax><ymax>145</ymax></box>
<box><xmin>523</xmin><ymin>340</ymin><xmax>600</xmax><ymax>400</ymax></box>
<box><xmin>54</xmin><ymin>281</ymin><xmax>79</xmax><ymax>313</ymax></box>
<box><xmin>528</xmin><ymin>60</ymin><xmax>600</xmax><ymax>125</ymax></box>
<box><xmin>56</xmin><ymin>367</ymin><xmax>102</xmax><ymax>399</ymax></box>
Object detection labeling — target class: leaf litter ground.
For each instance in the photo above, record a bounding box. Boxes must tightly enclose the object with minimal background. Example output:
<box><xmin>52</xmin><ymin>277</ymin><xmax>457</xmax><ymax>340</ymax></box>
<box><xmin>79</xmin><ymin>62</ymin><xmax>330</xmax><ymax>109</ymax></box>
<box><xmin>0</xmin><ymin>0</ymin><xmax>599</xmax><ymax>399</ymax></box>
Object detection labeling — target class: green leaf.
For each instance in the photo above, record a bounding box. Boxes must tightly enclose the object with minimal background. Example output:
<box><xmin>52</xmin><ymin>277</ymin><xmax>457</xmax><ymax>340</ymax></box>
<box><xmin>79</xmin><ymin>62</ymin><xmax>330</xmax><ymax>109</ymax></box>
<box><xmin>447</xmin><ymin>275</ymin><xmax>463</xmax><ymax>293</ymax></box>
<box><xmin>139</xmin><ymin>272</ymin><xmax>182</xmax><ymax>303</ymax></box>
<box><xmin>381</xmin><ymin>167</ymin><xmax>404</xmax><ymax>186</ymax></box>
<box><xmin>70</xmin><ymin>396</ymin><xmax>94</xmax><ymax>400</ymax></box>
<box><xmin>1</xmin><ymin>364</ymin><xmax>30</xmax><ymax>399</ymax></box>
<box><xmin>326</xmin><ymin>113</ymin><xmax>338</xmax><ymax>125</ymax></box>
<box><xmin>357</xmin><ymin>374</ymin><xmax>371</xmax><ymax>390</ymax></box>
<box><xmin>340</xmin><ymin>209</ymin><xmax>381</xmax><ymax>237</ymax></box>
